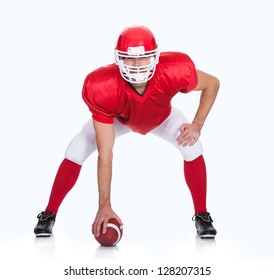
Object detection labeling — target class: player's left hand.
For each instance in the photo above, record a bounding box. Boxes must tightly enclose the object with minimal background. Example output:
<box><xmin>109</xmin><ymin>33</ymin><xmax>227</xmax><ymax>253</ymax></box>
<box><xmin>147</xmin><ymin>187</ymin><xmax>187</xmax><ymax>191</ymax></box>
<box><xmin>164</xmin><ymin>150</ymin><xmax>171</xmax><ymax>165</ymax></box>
<box><xmin>176</xmin><ymin>122</ymin><xmax>201</xmax><ymax>146</ymax></box>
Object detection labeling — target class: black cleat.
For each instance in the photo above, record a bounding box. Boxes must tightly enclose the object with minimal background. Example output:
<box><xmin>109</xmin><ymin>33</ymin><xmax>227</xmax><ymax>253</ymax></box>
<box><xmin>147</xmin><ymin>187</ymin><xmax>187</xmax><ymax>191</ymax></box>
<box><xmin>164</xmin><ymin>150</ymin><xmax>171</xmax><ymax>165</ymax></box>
<box><xmin>193</xmin><ymin>212</ymin><xmax>217</xmax><ymax>239</ymax></box>
<box><xmin>34</xmin><ymin>211</ymin><xmax>56</xmax><ymax>237</ymax></box>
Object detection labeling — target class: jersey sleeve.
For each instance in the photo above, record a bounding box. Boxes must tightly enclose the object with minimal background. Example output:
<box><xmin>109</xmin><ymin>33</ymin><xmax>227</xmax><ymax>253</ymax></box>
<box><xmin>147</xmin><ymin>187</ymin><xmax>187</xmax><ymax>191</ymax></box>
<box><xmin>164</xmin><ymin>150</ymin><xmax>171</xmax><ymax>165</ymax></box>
<box><xmin>179</xmin><ymin>59</ymin><xmax>198</xmax><ymax>93</ymax></box>
<box><xmin>82</xmin><ymin>74</ymin><xmax>116</xmax><ymax>124</ymax></box>
<box><xmin>158</xmin><ymin>52</ymin><xmax>198</xmax><ymax>95</ymax></box>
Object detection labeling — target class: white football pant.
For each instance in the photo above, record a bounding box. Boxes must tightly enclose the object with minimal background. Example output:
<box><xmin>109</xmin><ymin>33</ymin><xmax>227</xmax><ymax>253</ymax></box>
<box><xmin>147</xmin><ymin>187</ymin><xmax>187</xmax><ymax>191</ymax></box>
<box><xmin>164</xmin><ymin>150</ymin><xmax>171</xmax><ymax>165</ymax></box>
<box><xmin>65</xmin><ymin>107</ymin><xmax>203</xmax><ymax>164</ymax></box>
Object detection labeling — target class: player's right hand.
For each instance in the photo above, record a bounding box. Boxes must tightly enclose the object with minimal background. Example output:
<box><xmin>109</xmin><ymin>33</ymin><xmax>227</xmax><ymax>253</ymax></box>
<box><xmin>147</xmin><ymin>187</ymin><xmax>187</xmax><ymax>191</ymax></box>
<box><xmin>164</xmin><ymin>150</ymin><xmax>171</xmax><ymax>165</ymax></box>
<box><xmin>92</xmin><ymin>206</ymin><xmax>123</xmax><ymax>237</ymax></box>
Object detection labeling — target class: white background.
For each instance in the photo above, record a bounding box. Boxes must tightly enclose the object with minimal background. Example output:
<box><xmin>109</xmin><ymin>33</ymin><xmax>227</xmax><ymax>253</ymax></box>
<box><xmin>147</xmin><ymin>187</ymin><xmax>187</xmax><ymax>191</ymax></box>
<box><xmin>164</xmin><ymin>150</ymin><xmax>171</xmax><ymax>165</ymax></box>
<box><xmin>1</xmin><ymin>0</ymin><xmax>274</xmax><ymax>279</ymax></box>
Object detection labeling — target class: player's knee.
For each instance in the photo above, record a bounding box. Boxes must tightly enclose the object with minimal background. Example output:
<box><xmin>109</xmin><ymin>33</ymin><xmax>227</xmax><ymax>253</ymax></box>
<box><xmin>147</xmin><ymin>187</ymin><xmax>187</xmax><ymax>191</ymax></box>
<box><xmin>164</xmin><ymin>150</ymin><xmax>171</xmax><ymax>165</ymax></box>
<box><xmin>180</xmin><ymin>140</ymin><xmax>204</xmax><ymax>162</ymax></box>
<box><xmin>64</xmin><ymin>136</ymin><xmax>96</xmax><ymax>165</ymax></box>
<box><xmin>65</xmin><ymin>149</ymin><xmax>86</xmax><ymax>165</ymax></box>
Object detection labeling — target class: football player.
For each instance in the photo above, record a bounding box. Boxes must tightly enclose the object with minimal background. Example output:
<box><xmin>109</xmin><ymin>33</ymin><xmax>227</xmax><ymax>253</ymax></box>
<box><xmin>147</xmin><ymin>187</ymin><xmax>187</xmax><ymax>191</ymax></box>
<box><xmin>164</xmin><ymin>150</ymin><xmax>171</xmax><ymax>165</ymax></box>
<box><xmin>34</xmin><ymin>25</ymin><xmax>219</xmax><ymax>239</ymax></box>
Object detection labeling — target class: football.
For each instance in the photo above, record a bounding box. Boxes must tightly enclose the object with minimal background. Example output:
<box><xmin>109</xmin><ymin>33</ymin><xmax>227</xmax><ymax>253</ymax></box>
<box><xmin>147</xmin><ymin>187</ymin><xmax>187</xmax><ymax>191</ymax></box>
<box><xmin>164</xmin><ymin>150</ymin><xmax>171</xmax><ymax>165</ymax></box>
<box><xmin>95</xmin><ymin>218</ymin><xmax>123</xmax><ymax>246</ymax></box>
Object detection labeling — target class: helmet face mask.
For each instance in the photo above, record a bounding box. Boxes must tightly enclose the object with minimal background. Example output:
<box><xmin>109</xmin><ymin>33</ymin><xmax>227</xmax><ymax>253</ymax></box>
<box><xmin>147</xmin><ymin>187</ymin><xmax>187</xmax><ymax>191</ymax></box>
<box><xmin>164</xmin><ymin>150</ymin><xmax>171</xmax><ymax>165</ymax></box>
<box><xmin>114</xmin><ymin>26</ymin><xmax>159</xmax><ymax>84</ymax></box>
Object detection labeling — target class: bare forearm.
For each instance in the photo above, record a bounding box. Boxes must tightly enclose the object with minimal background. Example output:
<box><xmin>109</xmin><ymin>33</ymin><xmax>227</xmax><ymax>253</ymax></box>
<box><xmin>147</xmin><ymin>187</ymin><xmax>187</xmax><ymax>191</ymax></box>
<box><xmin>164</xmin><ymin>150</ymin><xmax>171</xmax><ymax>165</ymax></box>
<box><xmin>97</xmin><ymin>154</ymin><xmax>113</xmax><ymax>208</ymax></box>
<box><xmin>93</xmin><ymin>153</ymin><xmax>123</xmax><ymax>237</ymax></box>
<box><xmin>193</xmin><ymin>73</ymin><xmax>220</xmax><ymax>130</ymax></box>
<box><xmin>193</xmin><ymin>88</ymin><xmax>218</xmax><ymax>129</ymax></box>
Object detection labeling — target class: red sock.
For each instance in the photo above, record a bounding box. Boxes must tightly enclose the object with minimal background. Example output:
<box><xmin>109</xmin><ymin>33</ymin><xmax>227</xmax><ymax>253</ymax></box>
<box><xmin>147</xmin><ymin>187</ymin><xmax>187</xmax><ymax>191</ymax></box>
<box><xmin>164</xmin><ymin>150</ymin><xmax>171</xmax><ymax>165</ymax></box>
<box><xmin>184</xmin><ymin>155</ymin><xmax>207</xmax><ymax>214</ymax></box>
<box><xmin>45</xmin><ymin>158</ymin><xmax>82</xmax><ymax>214</ymax></box>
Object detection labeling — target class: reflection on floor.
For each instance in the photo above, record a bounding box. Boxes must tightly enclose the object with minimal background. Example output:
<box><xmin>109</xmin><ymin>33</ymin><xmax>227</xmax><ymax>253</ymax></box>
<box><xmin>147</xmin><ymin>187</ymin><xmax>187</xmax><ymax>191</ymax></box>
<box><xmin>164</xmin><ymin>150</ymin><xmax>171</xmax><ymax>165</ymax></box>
<box><xmin>1</xmin><ymin>231</ymin><xmax>274</xmax><ymax>279</ymax></box>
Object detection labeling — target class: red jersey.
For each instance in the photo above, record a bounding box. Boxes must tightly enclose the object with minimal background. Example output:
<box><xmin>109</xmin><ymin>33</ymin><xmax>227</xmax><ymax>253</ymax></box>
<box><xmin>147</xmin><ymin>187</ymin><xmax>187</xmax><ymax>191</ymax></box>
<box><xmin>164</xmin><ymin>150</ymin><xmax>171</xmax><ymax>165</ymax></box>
<box><xmin>82</xmin><ymin>52</ymin><xmax>198</xmax><ymax>135</ymax></box>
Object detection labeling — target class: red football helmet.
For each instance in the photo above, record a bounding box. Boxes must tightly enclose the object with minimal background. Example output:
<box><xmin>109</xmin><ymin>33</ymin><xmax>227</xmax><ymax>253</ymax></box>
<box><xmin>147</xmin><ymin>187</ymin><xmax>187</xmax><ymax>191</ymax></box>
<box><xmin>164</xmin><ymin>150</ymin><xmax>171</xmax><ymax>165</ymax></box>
<box><xmin>114</xmin><ymin>25</ymin><xmax>159</xmax><ymax>83</ymax></box>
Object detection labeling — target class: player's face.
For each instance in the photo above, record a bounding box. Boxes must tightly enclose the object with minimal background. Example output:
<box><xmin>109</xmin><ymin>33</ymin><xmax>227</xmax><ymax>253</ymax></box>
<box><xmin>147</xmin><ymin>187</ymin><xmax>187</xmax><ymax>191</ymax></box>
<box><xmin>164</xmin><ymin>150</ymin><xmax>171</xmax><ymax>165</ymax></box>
<box><xmin>121</xmin><ymin>56</ymin><xmax>153</xmax><ymax>85</ymax></box>
<box><xmin>123</xmin><ymin>57</ymin><xmax>150</xmax><ymax>67</ymax></box>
